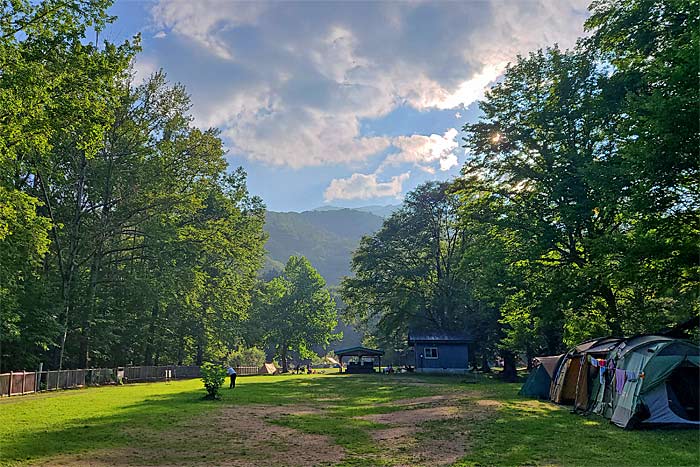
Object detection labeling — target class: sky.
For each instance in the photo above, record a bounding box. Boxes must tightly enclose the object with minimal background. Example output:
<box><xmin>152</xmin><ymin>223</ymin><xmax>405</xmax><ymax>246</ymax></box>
<box><xmin>104</xmin><ymin>0</ymin><xmax>590</xmax><ymax>212</ymax></box>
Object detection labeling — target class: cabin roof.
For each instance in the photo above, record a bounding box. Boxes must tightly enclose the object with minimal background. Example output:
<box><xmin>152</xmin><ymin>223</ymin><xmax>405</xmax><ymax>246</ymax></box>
<box><xmin>408</xmin><ymin>332</ymin><xmax>473</xmax><ymax>345</ymax></box>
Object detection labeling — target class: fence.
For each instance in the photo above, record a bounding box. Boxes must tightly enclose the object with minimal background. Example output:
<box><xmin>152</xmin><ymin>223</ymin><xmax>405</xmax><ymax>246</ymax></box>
<box><xmin>0</xmin><ymin>364</ymin><xmax>258</xmax><ymax>397</ymax></box>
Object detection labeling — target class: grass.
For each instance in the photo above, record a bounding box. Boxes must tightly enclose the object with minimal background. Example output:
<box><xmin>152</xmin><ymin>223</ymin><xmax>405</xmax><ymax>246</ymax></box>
<box><xmin>1</xmin><ymin>373</ymin><xmax>698</xmax><ymax>466</ymax></box>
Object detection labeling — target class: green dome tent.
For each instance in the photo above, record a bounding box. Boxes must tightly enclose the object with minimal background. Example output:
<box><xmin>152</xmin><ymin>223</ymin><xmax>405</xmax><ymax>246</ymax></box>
<box><xmin>519</xmin><ymin>355</ymin><xmax>564</xmax><ymax>399</ymax></box>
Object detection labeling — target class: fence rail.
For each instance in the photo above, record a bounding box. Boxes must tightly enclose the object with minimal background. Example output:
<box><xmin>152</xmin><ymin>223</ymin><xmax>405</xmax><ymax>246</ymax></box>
<box><xmin>0</xmin><ymin>364</ymin><xmax>258</xmax><ymax>397</ymax></box>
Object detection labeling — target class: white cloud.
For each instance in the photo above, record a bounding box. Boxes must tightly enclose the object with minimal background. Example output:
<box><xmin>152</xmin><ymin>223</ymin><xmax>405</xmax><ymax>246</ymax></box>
<box><xmin>153</xmin><ymin>31</ymin><xmax>167</xmax><ymax>39</ymax></box>
<box><xmin>455</xmin><ymin>112</ymin><xmax>462</xmax><ymax>119</ymax></box>
<box><xmin>324</xmin><ymin>172</ymin><xmax>410</xmax><ymax>201</ymax></box>
<box><xmin>131</xmin><ymin>57</ymin><xmax>158</xmax><ymax>84</ymax></box>
<box><xmin>383</xmin><ymin>128</ymin><xmax>460</xmax><ymax>173</ymax></box>
<box><xmin>147</xmin><ymin>0</ymin><xmax>590</xmax><ymax>168</ymax></box>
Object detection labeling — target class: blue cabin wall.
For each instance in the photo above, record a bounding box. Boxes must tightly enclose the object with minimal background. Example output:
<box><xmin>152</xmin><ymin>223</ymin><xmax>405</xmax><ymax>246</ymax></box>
<box><xmin>413</xmin><ymin>343</ymin><xmax>469</xmax><ymax>374</ymax></box>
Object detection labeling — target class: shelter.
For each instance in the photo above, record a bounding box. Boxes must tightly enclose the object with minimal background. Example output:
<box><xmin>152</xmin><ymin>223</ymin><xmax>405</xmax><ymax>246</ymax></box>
<box><xmin>258</xmin><ymin>363</ymin><xmax>278</xmax><ymax>375</ymax></box>
<box><xmin>335</xmin><ymin>346</ymin><xmax>384</xmax><ymax>374</ymax></box>
<box><xmin>519</xmin><ymin>355</ymin><xmax>564</xmax><ymax>399</ymax></box>
<box><xmin>408</xmin><ymin>332</ymin><xmax>472</xmax><ymax>374</ymax></box>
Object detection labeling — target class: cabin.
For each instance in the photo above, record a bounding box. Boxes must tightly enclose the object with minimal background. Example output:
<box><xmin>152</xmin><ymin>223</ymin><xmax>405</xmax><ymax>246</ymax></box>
<box><xmin>408</xmin><ymin>332</ymin><xmax>472</xmax><ymax>374</ymax></box>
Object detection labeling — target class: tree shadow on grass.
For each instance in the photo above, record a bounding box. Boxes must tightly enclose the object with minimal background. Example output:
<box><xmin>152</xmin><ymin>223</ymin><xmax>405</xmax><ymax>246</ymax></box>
<box><xmin>1</xmin><ymin>374</ymin><xmax>459</xmax><ymax>465</ymax></box>
<box><xmin>456</xmin><ymin>392</ymin><xmax>700</xmax><ymax>467</ymax></box>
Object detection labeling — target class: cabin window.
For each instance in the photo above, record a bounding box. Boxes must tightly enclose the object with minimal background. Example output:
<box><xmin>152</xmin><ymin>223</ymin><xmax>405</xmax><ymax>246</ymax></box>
<box><xmin>425</xmin><ymin>347</ymin><xmax>438</xmax><ymax>359</ymax></box>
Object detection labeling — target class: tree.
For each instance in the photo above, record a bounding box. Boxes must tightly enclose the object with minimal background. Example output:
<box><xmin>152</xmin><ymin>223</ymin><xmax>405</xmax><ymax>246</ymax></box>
<box><xmin>341</xmin><ymin>182</ymin><xmax>478</xmax><ymax>352</ymax></box>
<box><xmin>458</xmin><ymin>0</ymin><xmax>699</xmax><ymax>360</ymax></box>
<box><xmin>249</xmin><ymin>256</ymin><xmax>338</xmax><ymax>372</ymax></box>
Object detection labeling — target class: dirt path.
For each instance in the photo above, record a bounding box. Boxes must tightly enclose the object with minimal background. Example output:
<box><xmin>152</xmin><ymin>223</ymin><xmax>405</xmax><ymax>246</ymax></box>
<box><xmin>40</xmin><ymin>405</ymin><xmax>344</xmax><ymax>467</ymax></box>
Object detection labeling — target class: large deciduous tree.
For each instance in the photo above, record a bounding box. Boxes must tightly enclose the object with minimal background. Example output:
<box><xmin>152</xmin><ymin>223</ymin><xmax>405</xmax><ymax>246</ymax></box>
<box><xmin>250</xmin><ymin>256</ymin><xmax>338</xmax><ymax>372</ymax></box>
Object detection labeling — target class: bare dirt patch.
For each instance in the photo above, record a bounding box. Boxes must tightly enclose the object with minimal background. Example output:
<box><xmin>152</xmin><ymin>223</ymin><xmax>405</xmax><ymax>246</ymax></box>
<box><xmin>362</xmin><ymin>405</ymin><xmax>461</xmax><ymax>425</ymax></box>
<box><xmin>39</xmin><ymin>405</ymin><xmax>343</xmax><ymax>467</ymax></box>
<box><xmin>359</xmin><ymin>391</ymin><xmax>500</xmax><ymax>467</ymax></box>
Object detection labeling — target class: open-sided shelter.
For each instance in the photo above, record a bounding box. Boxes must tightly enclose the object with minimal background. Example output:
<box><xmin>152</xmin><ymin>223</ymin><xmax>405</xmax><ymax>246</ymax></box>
<box><xmin>335</xmin><ymin>346</ymin><xmax>384</xmax><ymax>374</ymax></box>
<box><xmin>519</xmin><ymin>355</ymin><xmax>564</xmax><ymax>399</ymax></box>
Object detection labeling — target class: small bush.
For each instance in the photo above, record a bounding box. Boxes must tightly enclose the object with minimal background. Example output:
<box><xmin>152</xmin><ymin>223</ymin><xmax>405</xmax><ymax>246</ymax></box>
<box><xmin>200</xmin><ymin>363</ymin><xmax>226</xmax><ymax>400</ymax></box>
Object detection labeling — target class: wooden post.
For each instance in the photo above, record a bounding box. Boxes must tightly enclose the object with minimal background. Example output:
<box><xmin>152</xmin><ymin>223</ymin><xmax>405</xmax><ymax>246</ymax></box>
<box><xmin>8</xmin><ymin>371</ymin><xmax>12</xmax><ymax>396</ymax></box>
<box><xmin>21</xmin><ymin>371</ymin><xmax>25</xmax><ymax>395</ymax></box>
<box><xmin>36</xmin><ymin>363</ymin><xmax>42</xmax><ymax>393</ymax></box>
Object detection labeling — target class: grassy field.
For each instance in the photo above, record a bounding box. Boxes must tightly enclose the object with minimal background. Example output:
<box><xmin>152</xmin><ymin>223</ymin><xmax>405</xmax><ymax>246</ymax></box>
<box><xmin>1</xmin><ymin>373</ymin><xmax>698</xmax><ymax>466</ymax></box>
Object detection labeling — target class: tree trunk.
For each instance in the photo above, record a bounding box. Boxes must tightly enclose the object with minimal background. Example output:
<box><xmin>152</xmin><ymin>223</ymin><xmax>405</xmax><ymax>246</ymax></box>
<box><xmin>500</xmin><ymin>350</ymin><xmax>518</xmax><ymax>382</ymax></box>
<box><xmin>280</xmin><ymin>344</ymin><xmax>289</xmax><ymax>373</ymax></box>
<box><xmin>480</xmin><ymin>353</ymin><xmax>491</xmax><ymax>373</ymax></box>
<box><xmin>144</xmin><ymin>305</ymin><xmax>158</xmax><ymax>366</ymax></box>
<box><xmin>601</xmin><ymin>285</ymin><xmax>623</xmax><ymax>336</ymax></box>
<box><xmin>195</xmin><ymin>341</ymin><xmax>204</xmax><ymax>366</ymax></box>
<box><xmin>526</xmin><ymin>345</ymin><xmax>534</xmax><ymax>371</ymax></box>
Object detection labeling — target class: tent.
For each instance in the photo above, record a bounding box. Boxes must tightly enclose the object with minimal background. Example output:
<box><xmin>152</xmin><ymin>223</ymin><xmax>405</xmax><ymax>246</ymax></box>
<box><xmin>550</xmin><ymin>337</ymin><xmax>621</xmax><ymax>404</ymax></box>
<box><xmin>531</xmin><ymin>335</ymin><xmax>699</xmax><ymax>429</ymax></box>
<box><xmin>519</xmin><ymin>355</ymin><xmax>564</xmax><ymax>399</ymax></box>
<box><xmin>258</xmin><ymin>363</ymin><xmax>278</xmax><ymax>375</ymax></box>
<box><xmin>588</xmin><ymin>336</ymin><xmax>699</xmax><ymax>428</ymax></box>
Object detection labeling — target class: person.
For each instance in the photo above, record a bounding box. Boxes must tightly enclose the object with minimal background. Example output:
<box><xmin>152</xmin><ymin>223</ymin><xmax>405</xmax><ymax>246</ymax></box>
<box><xmin>226</xmin><ymin>365</ymin><xmax>237</xmax><ymax>389</ymax></box>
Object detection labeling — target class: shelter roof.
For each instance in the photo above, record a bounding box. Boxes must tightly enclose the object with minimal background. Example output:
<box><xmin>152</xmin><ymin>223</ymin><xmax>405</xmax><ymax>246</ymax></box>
<box><xmin>335</xmin><ymin>346</ymin><xmax>384</xmax><ymax>357</ymax></box>
<box><xmin>408</xmin><ymin>332</ymin><xmax>472</xmax><ymax>344</ymax></box>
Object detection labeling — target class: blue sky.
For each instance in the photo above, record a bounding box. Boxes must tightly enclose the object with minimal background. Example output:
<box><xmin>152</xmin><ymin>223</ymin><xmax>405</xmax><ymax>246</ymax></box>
<box><xmin>105</xmin><ymin>0</ymin><xmax>589</xmax><ymax>212</ymax></box>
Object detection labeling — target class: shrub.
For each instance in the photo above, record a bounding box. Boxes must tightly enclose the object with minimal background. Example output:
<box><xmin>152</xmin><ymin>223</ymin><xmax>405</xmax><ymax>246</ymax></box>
<box><xmin>200</xmin><ymin>362</ymin><xmax>226</xmax><ymax>400</ymax></box>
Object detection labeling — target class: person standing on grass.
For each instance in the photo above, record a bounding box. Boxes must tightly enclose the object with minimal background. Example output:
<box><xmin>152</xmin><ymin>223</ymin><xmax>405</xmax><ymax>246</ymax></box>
<box><xmin>227</xmin><ymin>365</ymin><xmax>237</xmax><ymax>389</ymax></box>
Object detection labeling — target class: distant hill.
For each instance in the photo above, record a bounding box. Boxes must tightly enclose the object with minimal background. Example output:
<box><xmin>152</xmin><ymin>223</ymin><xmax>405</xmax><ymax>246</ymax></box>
<box><xmin>313</xmin><ymin>204</ymin><xmax>400</xmax><ymax>219</ymax></box>
<box><xmin>263</xmin><ymin>208</ymin><xmax>387</xmax><ymax>353</ymax></box>
<box><xmin>263</xmin><ymin>208</ymin><xmax>385</xmax><ymax>286</ymax></box>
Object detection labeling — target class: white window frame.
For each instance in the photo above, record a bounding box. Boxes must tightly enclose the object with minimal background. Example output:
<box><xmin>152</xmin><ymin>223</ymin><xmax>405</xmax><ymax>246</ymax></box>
<box><xmin>424</xmin><ymin>347</ymin><xmax>439</xmax><ymax>359</ymax></box>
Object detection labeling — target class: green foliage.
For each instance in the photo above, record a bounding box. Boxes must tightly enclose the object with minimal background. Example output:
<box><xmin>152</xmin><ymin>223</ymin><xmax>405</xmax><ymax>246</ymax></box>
<box><xmin>228</xmin><ymin>347</ymin><xmax>266</xmax><ymax>368</ymax></box>
<box><xmin>451</xmin><ymin>0</ymin><xmax>699</xmax><ymax>359</ymax></box>
<box><xmin>200</xmin><ymin>362</ymin><xmax>227</xmax><ymax>400</ymax></box>
<box><xmin>341</xmin><ymin>182</ymin><xmax>477</xmax><ymax>351</ymax></box>
<box><xmin>248</xmin><ymin>256</ymin><xmax>339</xmax><ymax>372</ymax></box>
<box><xmin>0</xmin><ymin>3</ymin><xmax>266</xmax><ymax>371</ymax></box>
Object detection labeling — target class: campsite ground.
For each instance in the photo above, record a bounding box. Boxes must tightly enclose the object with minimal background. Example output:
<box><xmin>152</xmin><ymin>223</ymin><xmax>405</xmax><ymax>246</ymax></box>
<box><xmin>1</xmin><ymin>373</ymin><xmax>698</xmax><ymax>467</ymax></box>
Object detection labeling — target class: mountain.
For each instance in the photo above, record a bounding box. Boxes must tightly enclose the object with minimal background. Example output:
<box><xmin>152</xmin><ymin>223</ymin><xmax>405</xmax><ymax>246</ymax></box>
<box><xmin>263</xmin><ymin>208</ymin><xmax>386</xmax><ymax>353</ymax></box>
<box><xmin>312</xmin><ymin>204</ymin><xmax>400</xmax><ymax>219</ymax></box>
<box><xmin>263</xmin><ymin>208</ymin><xmax>385</xmax><ymax>286</ymax></box>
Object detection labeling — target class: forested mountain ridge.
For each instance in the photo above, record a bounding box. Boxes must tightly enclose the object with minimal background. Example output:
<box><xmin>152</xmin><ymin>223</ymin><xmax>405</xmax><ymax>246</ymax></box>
<box><xmin>263</xmin><ymin>209</ymin><xmax>385</xmax><ymax>286</ymax></box>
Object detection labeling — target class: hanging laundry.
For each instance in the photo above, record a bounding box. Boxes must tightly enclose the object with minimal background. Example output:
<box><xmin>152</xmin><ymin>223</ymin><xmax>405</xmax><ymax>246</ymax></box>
<box><xmin>599</xmin><ymin>363</ymin><xmax>606</xmax><ymax>384</ymax></box>
<box><xmin>625</xmin><ymin>370</ymin><xmax>637</xmax><ymax>382</ymax></box>
<box><xmin>615</xmin><ymin>368</ymin><xmax>626</xmax><ymax>394</ymax></box>
<box><xmin>590</xmin><ymin>356</ymin><xmax>599</xmax><ymax>367</ymax></box>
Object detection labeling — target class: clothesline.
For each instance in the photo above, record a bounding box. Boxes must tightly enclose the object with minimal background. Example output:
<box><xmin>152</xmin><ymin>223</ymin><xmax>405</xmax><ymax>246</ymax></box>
<box><xmin>586</xmin><ymin>355</ymin><xmax>644</xmax><ymax>394</ymax></box>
